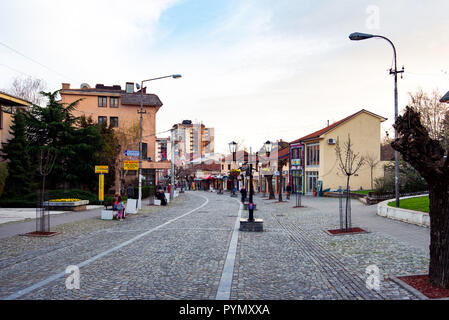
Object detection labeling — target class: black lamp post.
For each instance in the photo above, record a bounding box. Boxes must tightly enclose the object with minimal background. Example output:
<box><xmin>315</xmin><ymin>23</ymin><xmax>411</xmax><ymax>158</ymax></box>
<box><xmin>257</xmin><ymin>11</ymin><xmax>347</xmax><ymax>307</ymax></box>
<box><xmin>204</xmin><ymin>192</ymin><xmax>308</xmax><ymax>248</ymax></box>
<box><xmin>229</xmin><ymin>141</ymin><xmax>237</xmax><ymax>197</ymax></box>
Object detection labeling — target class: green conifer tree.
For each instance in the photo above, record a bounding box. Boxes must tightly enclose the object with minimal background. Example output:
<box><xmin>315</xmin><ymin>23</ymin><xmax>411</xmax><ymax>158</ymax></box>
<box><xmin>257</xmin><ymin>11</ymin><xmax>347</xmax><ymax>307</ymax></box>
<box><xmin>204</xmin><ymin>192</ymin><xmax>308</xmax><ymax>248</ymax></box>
<box><xmin>1</xmin><ymin>110</ymin><xmax>33</xmax><ymax>197</ymax></box>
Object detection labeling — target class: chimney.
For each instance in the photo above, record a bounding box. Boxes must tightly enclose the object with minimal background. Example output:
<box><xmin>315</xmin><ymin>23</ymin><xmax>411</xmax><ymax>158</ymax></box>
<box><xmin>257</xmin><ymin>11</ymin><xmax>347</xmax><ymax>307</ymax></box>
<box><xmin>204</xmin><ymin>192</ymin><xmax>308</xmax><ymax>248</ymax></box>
<box><xmin>62</xmin><ymin>83</ymin><xmax>70</xmax><ymax>90</ymax></box>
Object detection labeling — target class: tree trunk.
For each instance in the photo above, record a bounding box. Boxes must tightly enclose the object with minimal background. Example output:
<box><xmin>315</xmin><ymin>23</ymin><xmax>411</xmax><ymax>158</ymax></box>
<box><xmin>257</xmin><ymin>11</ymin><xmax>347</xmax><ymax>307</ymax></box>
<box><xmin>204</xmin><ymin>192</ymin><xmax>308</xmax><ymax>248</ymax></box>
<box><xmin>267</xmin><ymin>175</ymin><xmax>275</xmax><ymax>199</ymax></box>
<box><xmin>370</xmin><ymin>167</ymin><xmax>373</xmax><ymax>190</ymax></box>
<box><xmin>428</xmin><ymin>184</ymin><xmax>449</xmax><ymax>288</ymax></box>
<box><xmin>345</xmin><ymin>175</ymin><xmax>350</xmax><ymax>230</ymax></box>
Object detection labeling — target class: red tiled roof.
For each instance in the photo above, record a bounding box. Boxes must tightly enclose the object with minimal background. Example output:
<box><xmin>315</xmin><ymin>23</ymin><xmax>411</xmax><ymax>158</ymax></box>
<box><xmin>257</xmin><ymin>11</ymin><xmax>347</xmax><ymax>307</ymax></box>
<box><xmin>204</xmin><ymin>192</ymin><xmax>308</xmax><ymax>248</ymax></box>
<box><xmin>290</xmin><ymin>109</ymin><xmax>386</xmax><ymax>144</ymax></box>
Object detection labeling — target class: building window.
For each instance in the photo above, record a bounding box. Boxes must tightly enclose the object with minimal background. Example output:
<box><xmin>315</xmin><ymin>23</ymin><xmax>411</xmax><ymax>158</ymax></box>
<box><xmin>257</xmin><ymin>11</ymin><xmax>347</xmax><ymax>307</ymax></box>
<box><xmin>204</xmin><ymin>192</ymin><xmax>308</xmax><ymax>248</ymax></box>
<box><xmin>306</xmin><ymin>143</ymin><xmax>319</xmax><ymax>166</ymax></box>
<box><xmin>306</xmin><ymin>171</ymin><xmax>319</xmax><ymax>194</ymax></box>
<box><xmin>98</xmin><ymin>96</ymin><xmax>107</xmax><ymax>107</ymax></box>
<box><xmin>228</xmin><ymin>164</ymin><xmax>231</xmax><ymax>170</ymax></box>
<box><xmin>0</xmin><ymin>109</ymin><xmax>3</xmax><ymax>129</ymax></box>
<box><xmin>142</xmin><ymin>143</ymin><xmax>148</xmax><ymax>160</ymax></box>
<box><xmin>98</xmin><ymin>116</ymin><xmax>107</xmax><ymax>126</ymax></box>
<box><xmin>110</xmin><ymin>97</ymin><xmax>119</xmax><ymax>108</ymax></box>
<box><xmin>110</xmin><ymin>116</ymin><xmax>118</xmax><ymax>127</ymax></box>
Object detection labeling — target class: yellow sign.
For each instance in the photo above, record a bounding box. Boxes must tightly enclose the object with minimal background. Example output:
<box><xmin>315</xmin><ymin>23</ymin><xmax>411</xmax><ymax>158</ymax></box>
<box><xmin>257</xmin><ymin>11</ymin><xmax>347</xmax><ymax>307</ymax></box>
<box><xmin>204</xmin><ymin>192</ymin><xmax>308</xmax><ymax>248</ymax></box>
<box><xmin>124</xmin><ymin>160</ymin><xmax>139</xmax><ymax>170</ymax></box>
<box><xmin>98</xmin><ymin>174</ymin><xmax>104</xmax><ymax>201</ymax></box>
<box><xmin>95</xmin><ymin>165</ymin><xmax>109</xmax><ymax>173</ymax></box>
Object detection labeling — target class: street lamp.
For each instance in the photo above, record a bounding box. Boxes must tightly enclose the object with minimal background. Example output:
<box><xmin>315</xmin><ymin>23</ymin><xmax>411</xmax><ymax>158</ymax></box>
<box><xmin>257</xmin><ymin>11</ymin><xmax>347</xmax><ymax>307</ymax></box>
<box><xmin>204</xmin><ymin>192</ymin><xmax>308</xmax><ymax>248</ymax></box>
<box><xmin>136</xmin><ymin>74</ymin><xmax>181</xmax><ymax>210</ymax></box>
<box><xmin>264</xmin><ymin>140</ymin><xmax>272</xmax><ymax>157</ymax></box>
<box><xmin>229</xmin><ymin>141</ymin><xmax>237</xmax><ymax>197</ymax></box>
<box><xmin>349</xmin><ymin>32</ymin><xmax>403</xmax><ymax>208</ymax></box>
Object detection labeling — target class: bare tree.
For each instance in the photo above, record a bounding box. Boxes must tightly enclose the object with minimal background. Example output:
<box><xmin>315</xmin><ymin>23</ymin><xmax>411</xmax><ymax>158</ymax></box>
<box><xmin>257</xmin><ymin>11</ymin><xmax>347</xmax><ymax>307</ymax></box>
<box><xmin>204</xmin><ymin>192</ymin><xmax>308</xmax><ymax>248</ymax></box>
<box><xmin>364</xmin><ymin>152</ymin><xmax>380</xmax><ymax>190</ymax></box>
<box><xmin>7</xmin><ymin>76</ymin><xmax>47</xmax><ymax>106</ymax></box>
<box><xmin>408</xmin><ymin>89</ymin><xmax>449</xmax><ymax>141</ymax></box>
<box><xmin>37</xmin><ymin>147</ymin><xmax>57</xmax><ymax>233</ymax></box>
<box><xmin>335</xmin><ymin>135</ymin><xmax>365</xmax><ymax>230</ymax></box>
<box><xmin>113</xmin><ymin>121</ymin><xmax>140</xmax><ymax>194</ymax></box>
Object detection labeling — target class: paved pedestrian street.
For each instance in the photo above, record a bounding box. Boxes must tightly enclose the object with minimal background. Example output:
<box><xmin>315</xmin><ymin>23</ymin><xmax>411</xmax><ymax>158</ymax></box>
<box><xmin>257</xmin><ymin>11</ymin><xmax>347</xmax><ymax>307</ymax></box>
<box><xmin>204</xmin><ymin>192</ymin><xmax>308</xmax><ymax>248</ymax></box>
<box><xmin>0</xmin><ymin>192</ymin><xmax>429</xmax><ymax>300</ymax></box>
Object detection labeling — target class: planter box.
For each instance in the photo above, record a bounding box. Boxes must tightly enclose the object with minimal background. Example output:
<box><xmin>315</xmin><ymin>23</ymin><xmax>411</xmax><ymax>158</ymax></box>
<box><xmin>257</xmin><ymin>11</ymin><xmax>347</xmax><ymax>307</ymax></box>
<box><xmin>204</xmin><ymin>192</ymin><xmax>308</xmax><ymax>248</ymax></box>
<box><xmin>44</xmin><ymin>200</ymin><xmax>89</xmax><ymax>211</ymax></box>
<box><xmin>101</xmin><ymin>210</ymin><xmax>113</xmax><ymax>220</ymax></box>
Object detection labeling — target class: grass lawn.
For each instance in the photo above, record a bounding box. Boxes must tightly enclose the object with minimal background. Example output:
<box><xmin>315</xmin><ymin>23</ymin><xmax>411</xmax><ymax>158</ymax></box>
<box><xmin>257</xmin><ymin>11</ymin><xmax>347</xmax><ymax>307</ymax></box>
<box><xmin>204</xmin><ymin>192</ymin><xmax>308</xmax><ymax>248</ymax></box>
<box><xmin>352</xmin><ymin>190</ymin><xmax>372</xmax><ymax>195</ymax></box>
<box><xmin>388</xmin><ymin>196</ymin><xmax>429</xmax><ymax>213</ymax></box>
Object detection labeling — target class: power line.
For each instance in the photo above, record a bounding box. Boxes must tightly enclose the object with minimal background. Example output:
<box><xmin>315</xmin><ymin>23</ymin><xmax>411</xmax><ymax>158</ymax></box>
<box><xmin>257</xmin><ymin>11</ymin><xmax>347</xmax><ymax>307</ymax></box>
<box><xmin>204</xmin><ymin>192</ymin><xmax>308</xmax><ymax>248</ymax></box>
<box><xmin>0</xmin><ymin>63</ymin><xmax>34</xmax><ymax>78</ymax></box>
<box><xmin>0</xmin><ymin>41</ymin><xmax>73</xmax><ymax>81</ymax></box>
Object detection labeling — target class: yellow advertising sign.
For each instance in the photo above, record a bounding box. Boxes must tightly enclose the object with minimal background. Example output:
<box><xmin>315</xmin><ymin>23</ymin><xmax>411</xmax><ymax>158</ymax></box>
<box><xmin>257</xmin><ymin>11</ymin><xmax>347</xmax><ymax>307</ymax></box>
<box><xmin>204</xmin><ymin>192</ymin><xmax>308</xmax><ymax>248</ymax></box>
<box><xmin>95</xmin><ymin>165</ymin><xmax>109</xmax><ymax>173</ymax></box>
<box><xmin>124</xmin><ymin>160</ymin><xmax>139</xmax><ymax>170</ymax></box>
<box><xmin>98</xmin><ymin>174</ymin><xmax>104</xmax><ymax>201</ymax></box>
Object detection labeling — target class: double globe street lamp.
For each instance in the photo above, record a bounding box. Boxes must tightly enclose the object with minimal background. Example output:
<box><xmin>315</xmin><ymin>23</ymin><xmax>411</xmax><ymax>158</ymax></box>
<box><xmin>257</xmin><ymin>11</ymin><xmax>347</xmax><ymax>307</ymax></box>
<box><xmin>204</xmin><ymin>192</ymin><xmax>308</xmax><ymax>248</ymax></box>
<box><xmin>349</xmin><ymin>32</ymin><xmax>403</xmax><ymax>208</ymax></box>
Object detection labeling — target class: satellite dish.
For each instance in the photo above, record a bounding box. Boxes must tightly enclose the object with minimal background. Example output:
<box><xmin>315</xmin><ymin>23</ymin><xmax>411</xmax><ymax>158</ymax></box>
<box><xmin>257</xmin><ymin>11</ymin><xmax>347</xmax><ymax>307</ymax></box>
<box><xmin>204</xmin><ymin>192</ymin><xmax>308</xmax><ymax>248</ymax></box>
<box><xmin>80</xmin><ymin>83</ymin><xmax>91</xmax><ymax>89</ymax></box>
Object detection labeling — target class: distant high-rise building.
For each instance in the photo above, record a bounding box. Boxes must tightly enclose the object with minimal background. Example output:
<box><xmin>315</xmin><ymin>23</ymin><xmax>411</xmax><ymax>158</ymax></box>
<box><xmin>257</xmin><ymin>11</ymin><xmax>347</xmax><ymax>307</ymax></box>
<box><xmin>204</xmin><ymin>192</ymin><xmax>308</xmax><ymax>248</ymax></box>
<box><xmin>172</xmin><ymin>120</ymin><xmax>214</xmax><ymax>163</ymax></box>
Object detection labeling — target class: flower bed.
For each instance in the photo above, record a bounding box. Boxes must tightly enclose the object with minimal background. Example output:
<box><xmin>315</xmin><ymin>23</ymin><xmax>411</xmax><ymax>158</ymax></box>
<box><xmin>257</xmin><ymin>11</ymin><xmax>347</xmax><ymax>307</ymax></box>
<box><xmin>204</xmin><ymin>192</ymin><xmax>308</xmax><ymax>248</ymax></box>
<box><xmin>43</xmin><ymin>199</ymin><xmax>89</xmax><ymax>211</ymax></box>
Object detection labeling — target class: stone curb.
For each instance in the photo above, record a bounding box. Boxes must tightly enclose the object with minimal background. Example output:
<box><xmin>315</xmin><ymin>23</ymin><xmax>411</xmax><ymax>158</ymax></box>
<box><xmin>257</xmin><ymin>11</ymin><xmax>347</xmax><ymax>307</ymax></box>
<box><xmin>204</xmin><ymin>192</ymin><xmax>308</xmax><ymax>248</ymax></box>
<box><xmin>377</xmin><ymin>194</ymin><xmax>429</xmax><ymax>227</ymax></box>
<box><xmin>389</xmin><ymin>275</ymin><xmax>429</xmax><ymax>300</ymax></box>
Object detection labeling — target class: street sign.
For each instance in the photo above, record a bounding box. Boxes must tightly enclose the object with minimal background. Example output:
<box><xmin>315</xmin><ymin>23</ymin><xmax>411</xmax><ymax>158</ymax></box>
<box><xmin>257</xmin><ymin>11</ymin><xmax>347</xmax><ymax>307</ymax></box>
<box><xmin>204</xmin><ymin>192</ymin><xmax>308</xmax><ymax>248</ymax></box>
<box><xmin>125</xmin><ymin>150</ymin><xmax>140</xmax><ymax>157</ymax></box>
<box><xmin>95</xmin><ymin>165</ymin><xmax>109</xmax><ymax>173</ymax></box>
<box><xmin>124</xmin><ymin>160</ymin><xmax>139</xmax><ymax>170</ymax></box>
<box><xmin>98</xmin><ymin>174</ymin><xmax>104</xmax><ymax>201</ymax></box>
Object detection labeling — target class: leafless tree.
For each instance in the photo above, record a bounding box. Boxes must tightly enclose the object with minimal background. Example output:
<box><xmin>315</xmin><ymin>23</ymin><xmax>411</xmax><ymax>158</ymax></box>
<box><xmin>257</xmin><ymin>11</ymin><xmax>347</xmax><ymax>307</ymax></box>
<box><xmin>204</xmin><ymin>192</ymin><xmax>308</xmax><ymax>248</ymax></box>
<box><xmin>7</xmin><ymin>76</ymin><xmax>47</xmax><ymax>106</ymax></box>
<box><xmin>335</xmin><ymin>135</ymin><xmax>365</xmax><ymax>230</ymax></box>
<box><xmin>113</xmin><ymin>121</ymin><xmax>140</xmax><ymax>194</ymax></box>
<box><xmin>364</xmin><ymin>152</ymin><xmax>380</xmax><ymax>190</ymax></box>
<box><xmin>408</xmin><ymin>89</ymin><xmax>449</xmax><ymax>142</ymax></box>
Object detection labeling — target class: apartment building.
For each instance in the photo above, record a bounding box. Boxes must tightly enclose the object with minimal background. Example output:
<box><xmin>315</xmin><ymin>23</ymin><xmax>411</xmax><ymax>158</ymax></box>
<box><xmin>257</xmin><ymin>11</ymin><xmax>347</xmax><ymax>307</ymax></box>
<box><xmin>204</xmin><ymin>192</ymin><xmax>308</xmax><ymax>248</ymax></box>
<box><xmin>59</xmin><ymin>82</ymin><xmax>171</xmax><ymax>189</ymax></box>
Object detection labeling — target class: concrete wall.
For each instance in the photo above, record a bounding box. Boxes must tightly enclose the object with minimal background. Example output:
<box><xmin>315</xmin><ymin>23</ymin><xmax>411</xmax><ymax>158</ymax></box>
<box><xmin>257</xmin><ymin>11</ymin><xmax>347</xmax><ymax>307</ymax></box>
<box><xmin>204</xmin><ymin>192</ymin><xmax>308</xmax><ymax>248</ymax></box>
<box><xmin>377</xmin><ymin>195</ymin><xmax>430</xmax><ymax>227</ymax></box>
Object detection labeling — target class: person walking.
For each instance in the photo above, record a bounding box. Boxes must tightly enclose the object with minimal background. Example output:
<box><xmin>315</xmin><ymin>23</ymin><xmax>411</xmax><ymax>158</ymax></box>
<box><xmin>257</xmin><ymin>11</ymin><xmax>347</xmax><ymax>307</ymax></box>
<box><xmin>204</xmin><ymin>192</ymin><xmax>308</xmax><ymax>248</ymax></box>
<box><xmin>240</xmin><ymin>186</ymin><xmax>247</xmax><ymax>204</ymax></box>
<box><xmin>286</xmin><ymin>184</ymin><xmax>292</xmax><ymax>200</ymax></box>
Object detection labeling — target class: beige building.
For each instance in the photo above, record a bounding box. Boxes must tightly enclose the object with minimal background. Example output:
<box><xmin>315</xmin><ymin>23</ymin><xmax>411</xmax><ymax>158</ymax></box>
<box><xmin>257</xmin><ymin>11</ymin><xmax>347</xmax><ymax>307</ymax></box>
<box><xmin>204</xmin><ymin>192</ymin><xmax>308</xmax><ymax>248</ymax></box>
<box><xmin>291</xmin><ymin>109</ymin><xmax>386</xmax><ymax>194</ymax></box>
<box><xmin>0</xmin><ymin>91</ymin><xmax>31</xmax><ymax>150</ymax></box>
<box><xmin>59</xmin><ymin>82</ymin><xmax>170</xmax><ymax>191</ymax></box>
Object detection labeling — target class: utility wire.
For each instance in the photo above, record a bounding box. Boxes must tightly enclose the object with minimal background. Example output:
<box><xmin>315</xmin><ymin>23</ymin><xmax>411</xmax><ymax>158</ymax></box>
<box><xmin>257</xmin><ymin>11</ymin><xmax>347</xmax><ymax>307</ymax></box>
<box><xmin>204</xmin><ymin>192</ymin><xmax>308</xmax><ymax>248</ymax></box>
<box><xmin>0</xmin><ymin>41</ymin><xmax>73</xmax><ymax>80</ymax></box>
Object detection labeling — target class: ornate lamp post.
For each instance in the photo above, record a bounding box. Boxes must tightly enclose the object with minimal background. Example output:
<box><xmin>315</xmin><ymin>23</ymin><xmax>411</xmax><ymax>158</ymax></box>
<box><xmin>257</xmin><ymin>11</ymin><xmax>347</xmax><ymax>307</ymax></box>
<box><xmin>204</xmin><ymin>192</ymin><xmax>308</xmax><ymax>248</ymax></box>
<box><xmin>349</xmin><ymin>32</ymin><xmax>403</xmax><ymax>208</ymax></box>
<box><xmin>229</xmin><ymin>141</ymin><xmax>237</xmax><ymax>197</ymax></box>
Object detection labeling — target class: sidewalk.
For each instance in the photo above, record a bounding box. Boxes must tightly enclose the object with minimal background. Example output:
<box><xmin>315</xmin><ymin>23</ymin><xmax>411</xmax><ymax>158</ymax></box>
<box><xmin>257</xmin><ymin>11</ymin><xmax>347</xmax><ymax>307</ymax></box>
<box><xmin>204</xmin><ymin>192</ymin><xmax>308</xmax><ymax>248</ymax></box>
<box><xmin>0</xmin><ymin>205</ymin><xmax>103</xmax><ymax>239</ymax></box>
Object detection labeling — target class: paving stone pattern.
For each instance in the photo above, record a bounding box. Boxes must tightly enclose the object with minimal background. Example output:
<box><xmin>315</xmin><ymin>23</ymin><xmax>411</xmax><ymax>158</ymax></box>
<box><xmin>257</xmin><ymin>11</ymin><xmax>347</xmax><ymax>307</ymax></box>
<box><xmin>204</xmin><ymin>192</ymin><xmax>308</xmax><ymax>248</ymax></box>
<box><xmin>0</xmin><ymin>192</ymin><xmax>429</xmax><ymax>300</ymax></box>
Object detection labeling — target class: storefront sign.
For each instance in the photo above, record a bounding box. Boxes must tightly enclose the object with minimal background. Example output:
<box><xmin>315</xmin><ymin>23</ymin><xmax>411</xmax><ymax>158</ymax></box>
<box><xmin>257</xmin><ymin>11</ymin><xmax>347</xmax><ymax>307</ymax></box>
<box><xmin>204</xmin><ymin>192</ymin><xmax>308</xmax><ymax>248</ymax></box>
<box><xmin>124</xmin><ymin>160</ymin><xmax>139</xmax><ymax>170</ymax></box>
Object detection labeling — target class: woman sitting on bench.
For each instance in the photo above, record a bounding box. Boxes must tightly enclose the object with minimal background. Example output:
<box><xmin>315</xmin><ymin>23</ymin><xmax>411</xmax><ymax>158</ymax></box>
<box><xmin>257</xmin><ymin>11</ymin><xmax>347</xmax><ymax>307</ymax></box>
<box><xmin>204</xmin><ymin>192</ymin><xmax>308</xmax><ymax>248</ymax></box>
<box><xmin>113</xmin><ymin>194</ymin><xmax>126</xmax><ymax>221</ymax></box>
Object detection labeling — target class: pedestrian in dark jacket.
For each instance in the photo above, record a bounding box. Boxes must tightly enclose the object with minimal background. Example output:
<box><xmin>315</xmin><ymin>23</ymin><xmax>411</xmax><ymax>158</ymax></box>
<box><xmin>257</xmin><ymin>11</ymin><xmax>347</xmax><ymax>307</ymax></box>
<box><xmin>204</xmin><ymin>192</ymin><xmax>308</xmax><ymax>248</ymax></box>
<box><xmin>240</xmin><ymin>186</ymin><xmax>247</xmax><ymax>203</ymax></box>
<box><xmin>286</xmin><ymin>184</ymin><xmax>292</xmax><ymax>200</ymax></box>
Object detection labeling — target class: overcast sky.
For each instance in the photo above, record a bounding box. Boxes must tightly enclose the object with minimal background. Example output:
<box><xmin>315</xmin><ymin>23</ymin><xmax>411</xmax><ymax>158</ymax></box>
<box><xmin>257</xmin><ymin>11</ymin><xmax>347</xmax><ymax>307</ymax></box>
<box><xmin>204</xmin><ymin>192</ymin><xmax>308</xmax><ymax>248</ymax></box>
<box><xmin>1</xmin><ymin>0</ymin><xmax>449</xmax><ymax>154</ymax></box>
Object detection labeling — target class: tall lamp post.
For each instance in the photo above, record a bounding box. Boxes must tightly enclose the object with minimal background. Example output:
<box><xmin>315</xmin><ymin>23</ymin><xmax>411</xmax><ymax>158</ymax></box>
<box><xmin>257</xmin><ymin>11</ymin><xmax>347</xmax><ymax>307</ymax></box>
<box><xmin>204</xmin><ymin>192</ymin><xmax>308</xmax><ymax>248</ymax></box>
<box><xmin>349</xmin><ymin>32</ymin><xmax>404</xmax><ymax>208</ymax></box>
<box><xmin>136</xmin><ymin>74</ymin><xmax>181</xmax><ymax>210</ymax></box>
<box><xmin>229</xmin><ymin>141</ymin><xmax>237</xmax><ymax>197</ymax></box>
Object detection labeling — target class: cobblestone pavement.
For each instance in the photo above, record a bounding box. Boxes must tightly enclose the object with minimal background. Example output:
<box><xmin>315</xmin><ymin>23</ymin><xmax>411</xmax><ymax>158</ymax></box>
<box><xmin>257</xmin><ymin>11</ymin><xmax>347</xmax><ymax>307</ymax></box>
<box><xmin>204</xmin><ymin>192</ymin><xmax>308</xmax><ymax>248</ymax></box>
<box><xmin>0</xmin><ymin>191</ymin><xmax>429</xmax><ymax>300</ymax></box>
